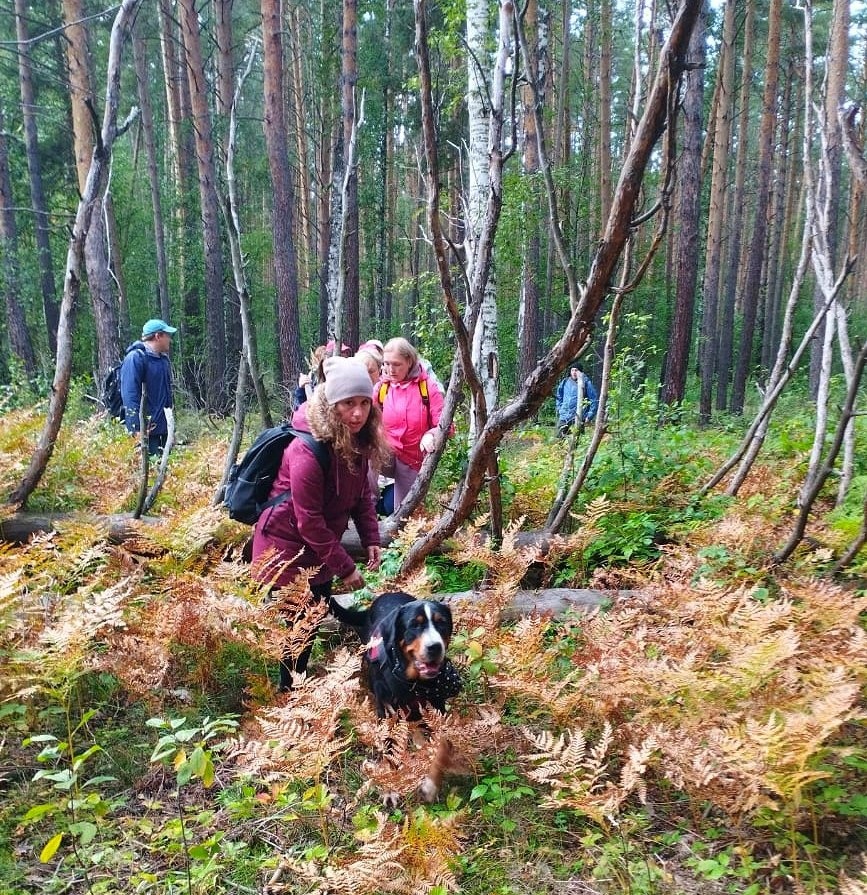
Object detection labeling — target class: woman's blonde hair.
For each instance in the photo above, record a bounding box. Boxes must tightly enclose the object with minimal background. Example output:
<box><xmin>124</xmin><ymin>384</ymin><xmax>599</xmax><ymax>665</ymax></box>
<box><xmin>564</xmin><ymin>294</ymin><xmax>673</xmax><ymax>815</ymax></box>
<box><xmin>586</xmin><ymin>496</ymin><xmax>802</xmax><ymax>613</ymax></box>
<box><xmin>382</xmin><ymin>337</ymin><xmax>419</xmax><ymax>368</ymax></box>
<box><xmin>307</xmin><ymin>386</ymin><xmax>391</xmax><ymax>471</ymax></box>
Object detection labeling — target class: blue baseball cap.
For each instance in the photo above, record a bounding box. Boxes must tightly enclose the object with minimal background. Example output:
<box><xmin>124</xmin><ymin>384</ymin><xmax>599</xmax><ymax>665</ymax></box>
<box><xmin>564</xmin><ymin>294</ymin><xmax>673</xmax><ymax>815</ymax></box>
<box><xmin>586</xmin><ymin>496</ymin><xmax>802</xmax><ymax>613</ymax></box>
<box><xmin>141</xmin><ymin>318</ymin><xmax>177</xmax><ymax>338</ymax></box>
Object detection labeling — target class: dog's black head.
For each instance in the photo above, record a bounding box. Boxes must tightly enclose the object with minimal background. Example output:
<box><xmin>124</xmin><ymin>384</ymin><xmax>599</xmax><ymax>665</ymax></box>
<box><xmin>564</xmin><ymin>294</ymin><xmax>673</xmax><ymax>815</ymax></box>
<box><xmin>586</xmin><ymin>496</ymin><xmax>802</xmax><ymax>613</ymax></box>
<box><xmin>388</xmin><ymin>598</ymin><xmax>453</xmax><ymax>681</ymax></box>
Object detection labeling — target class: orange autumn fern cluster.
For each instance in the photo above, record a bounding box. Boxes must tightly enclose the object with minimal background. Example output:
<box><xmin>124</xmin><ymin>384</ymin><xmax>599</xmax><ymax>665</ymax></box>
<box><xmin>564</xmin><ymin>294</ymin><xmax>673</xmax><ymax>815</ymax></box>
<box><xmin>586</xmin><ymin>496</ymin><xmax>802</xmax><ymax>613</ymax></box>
<box><xmin>268</xmin><ymin>809</ymin><xmax>465</xmax><ymax>894</ymax></box>
<box><xmin>346</xmin><ymin>704</ymin><xmax>509</xmax><ymax>804</ymax></box>
<box><xmin>489</xmin><ymin>575</ymin><xmax>866</xmax><ymax>819</ymax></box>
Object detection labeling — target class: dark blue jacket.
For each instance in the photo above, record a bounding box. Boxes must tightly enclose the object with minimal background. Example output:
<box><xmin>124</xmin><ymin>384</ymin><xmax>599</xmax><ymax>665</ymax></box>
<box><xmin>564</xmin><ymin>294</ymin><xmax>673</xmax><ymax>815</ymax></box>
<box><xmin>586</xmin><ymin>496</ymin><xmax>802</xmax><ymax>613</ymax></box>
<box><xmin>556</xmin><ymin>373</ymin><xmax>598</xmax><ymax>423</ymax></box>
<box><xmin>119</xmin><ymin>341</ymin><xmax>173</xmax><ymax>436</ymax></box>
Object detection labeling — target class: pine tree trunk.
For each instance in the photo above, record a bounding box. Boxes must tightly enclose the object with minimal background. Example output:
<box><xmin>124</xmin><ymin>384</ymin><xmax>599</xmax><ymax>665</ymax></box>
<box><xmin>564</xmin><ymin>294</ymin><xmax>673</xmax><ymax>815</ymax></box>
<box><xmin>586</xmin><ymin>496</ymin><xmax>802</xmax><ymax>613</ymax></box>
<box><xmin>715</xmin><ymin>1</ymin><xmax>755</xmax><ymax>411</ymax></box>
<box><xmin>731</xmin><ymin>0</ymin><xmax>782</xmax><ymax>415</ymax></box>
<box><xmin>697</xmin><ymin>0</ymin><xmax>735</xmax><ymax>423</ymax></box>
<box><xmin>0</xmin><ymin>106</ymin><xmax>37</xmax><ymax>378</ymax></box>
<box><xmin>178</xmin><ymin>0</ymin><xmax>228</xmax><ymax>412</ymax></box>
<box><xmin>14</xmin><ymin>0</ymin><xmax>59</xmax><ymax>358</ymax></box>
<box><xmin>132</xmin><ymin>28</ymin><xmax>171</xmax><ymax>322</ymax></box>
<box><xmin>62</xmin><ymin>0</ymin><xmax>122</xmax><ymax>385</ymax></box>
<box><xmin>262</xmin><ymin>0</ymin><xmax>304</xmax><ymax>408</ymax></box>
<box><xmin>518</xmin><ymin>0</ymin><xmax>546</xmax><ymax>387</ymax></box>
<box><xmin>661</xmin><ymin>4</ymin><xmax>705</xmax><ymax>407</ymax></box>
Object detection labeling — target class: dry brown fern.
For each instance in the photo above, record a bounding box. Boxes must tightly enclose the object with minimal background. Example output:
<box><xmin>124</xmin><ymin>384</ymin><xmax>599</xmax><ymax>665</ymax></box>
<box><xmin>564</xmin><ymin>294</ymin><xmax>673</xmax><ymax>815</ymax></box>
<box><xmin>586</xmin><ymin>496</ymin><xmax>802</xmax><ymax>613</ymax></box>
<box><xmin>269</xmin><ymin>809</ymin><xmax>465</xmax><ymax>894</ymax></box>
<box><xmin>225</xmin><ymin>648</ymin><xmax>358</xmax><ymax>780</ymax></box>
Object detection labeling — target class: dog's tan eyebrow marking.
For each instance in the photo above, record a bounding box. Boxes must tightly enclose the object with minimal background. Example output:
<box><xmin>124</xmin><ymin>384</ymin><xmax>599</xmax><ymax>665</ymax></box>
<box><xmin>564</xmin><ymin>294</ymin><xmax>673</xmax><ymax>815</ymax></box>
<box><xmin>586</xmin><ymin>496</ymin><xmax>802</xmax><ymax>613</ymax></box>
<box><xmin>414</xmin><ymin>613</ymin><xmax>425</xmax><ymax>625</ymax></box>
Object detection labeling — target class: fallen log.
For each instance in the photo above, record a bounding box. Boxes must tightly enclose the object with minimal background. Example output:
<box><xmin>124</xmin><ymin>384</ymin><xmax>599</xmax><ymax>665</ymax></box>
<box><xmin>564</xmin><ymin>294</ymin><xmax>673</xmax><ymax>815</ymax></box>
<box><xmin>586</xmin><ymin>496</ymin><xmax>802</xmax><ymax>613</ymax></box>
<box><xmin>328</xmin><ymin>587</ymin><xmax>638</xmax><ymax>628</ymax></box>
<box><xmin>0</xmin><ymin>511</ymin><xmax>159</xmax><ymax>545</ymax></box>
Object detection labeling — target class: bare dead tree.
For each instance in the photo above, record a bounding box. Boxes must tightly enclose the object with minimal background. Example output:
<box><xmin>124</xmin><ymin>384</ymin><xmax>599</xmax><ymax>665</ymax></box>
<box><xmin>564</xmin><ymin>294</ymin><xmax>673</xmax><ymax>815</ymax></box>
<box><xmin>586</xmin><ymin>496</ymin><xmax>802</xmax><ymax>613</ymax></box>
<box><xmin>8</xmin><ymin>0</ymin><xmax>142</xmax><ymax>509</ymax></box>
<box><xmin>774</xmin><ymin>339</ymin><xmax>867</xmax><ymax>563</ymax></box>
<box><xmin>217</xmin><ymin>39</ymin><xmax>269</xmax><ymax>503</ymax></box>
<box><xmin>392</xmin><ymin>0</ymin><xmax>517</xmax><ymax>542</ymax></box>
<box><xmin>399</xmin><ymin>0</ymin><xmax>702</xmax><ymax>573</ymax></box>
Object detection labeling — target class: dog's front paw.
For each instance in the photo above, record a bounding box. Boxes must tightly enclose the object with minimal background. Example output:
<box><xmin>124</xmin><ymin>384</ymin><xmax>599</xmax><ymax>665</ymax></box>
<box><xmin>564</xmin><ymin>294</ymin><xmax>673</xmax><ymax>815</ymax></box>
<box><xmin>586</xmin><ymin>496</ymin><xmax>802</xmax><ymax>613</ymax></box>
<box><xmin>417</xmin><ymin>775</ymin><xmax>439</xmax><ymax>803</ymax></box>
<box><xmin>382</xmin><ymin>790</ymin><xmax>401</xmax><ymax>809</ymax></box>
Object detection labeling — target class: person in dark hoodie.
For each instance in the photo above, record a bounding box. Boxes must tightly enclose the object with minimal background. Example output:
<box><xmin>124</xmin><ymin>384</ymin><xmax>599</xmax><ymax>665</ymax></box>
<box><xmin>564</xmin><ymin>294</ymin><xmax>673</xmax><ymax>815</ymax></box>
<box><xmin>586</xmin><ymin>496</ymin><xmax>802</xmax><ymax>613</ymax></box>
<box><xmin>251</xmin><ymin>356</ymin><xmax>389</xmax><ymax>689</ymax></box>
<box><xmin>119</xmin><ymin>318</ymin><xmax>177</xmax><ymax>455</ymax></box>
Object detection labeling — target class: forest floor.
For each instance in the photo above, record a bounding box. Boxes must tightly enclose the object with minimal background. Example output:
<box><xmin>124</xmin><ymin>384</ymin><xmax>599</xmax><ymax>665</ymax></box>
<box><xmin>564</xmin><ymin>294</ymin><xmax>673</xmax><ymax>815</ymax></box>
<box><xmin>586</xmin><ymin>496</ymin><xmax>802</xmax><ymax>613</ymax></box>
<box><xmin>0</xmin><ymin>394</ymin><xmax>865</xmax><ymax>895</ymax></box>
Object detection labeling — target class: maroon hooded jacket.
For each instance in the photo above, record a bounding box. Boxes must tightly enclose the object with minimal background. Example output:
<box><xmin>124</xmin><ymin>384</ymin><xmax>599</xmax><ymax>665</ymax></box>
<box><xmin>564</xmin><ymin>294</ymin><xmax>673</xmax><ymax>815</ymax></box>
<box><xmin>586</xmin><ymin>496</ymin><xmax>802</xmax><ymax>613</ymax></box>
<box><xmin>251</xmin><ymin>405</ymin><xmax>380</xmax><ymax>588</ymax></box>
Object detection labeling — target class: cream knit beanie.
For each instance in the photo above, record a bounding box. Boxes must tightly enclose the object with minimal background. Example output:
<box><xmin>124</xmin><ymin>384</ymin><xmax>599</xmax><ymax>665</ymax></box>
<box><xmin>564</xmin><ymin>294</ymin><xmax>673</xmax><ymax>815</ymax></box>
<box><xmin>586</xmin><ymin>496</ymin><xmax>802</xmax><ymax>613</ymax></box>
<box><xmin>323</xmin><ymin>356</ymin><xmax>374</xmax><ymax>404</ymax></box>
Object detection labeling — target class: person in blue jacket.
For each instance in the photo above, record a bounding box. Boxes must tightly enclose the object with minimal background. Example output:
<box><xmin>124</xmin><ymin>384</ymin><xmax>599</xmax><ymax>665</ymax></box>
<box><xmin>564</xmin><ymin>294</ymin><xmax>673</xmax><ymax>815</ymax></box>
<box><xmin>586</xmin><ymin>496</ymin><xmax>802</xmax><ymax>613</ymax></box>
<box><xmin>556</xmin><ymin>364</ymin><xmax>598</xmax><ymax>437</ymax></box>
<box><xmin>120</xmin><ymin>318</ymin><xmax>176</xmax><ymax>455</ymax></box>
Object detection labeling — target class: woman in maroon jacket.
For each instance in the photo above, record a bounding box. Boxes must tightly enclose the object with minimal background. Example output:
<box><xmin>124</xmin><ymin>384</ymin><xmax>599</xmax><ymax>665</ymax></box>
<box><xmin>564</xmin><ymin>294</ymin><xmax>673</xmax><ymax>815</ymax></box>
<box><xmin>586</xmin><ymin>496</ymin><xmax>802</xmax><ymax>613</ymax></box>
<box><xmin>252</xmin><ymin>356</ymin><xmax>389</xmax><ymax>689</ymax></box>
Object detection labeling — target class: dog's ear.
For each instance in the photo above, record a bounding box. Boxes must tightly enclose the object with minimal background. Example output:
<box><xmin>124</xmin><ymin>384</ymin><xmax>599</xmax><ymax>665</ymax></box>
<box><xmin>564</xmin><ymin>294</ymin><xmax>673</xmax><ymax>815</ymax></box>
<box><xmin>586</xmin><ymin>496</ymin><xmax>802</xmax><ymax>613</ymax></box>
<box><xmin>432</xmin><ymin>602</ymin><xmax>453</xmax><ymax>638</ymax></box>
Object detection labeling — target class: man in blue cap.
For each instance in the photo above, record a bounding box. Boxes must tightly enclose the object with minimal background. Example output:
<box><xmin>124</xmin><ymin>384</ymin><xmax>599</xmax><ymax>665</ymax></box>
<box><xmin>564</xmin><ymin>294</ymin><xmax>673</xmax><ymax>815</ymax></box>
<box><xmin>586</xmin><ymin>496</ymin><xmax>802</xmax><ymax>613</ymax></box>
<box><xmin>120</xmin><ymin>318</ymin><xmax>177</xmax><ymax>455</ymax></box>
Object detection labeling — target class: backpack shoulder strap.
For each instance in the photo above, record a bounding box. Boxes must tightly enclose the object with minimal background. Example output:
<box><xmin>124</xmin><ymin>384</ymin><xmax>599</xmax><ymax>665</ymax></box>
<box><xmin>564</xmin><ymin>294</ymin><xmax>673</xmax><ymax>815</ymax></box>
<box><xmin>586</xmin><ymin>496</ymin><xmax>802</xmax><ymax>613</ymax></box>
<box><xmin>418</xmin><ymin>378</ymin><xmax>430</xmax><ymax>405</ymax></box>
<box><xmin>288</xmin><ymin>428</ymin><xmax>330</xmax><ymax>473</ymax></box>
<box><xmin>377</xmin><ymin>381</ymin><xmax>389</xmax><ymax>405</ymax></box>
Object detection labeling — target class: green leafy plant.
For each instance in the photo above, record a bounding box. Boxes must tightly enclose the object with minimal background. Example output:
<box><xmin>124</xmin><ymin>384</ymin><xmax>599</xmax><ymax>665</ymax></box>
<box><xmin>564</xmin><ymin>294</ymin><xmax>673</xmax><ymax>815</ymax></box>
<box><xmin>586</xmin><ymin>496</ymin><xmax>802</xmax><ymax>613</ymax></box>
<box><xmin>147</xmin><ymin>715</ymin><xmax>239</xmax><ymax>894</ymax></box>
<box><xmin>20</xmin><ymin>709</ymin><xmax>118</xmax><ymax>888</ymax></box>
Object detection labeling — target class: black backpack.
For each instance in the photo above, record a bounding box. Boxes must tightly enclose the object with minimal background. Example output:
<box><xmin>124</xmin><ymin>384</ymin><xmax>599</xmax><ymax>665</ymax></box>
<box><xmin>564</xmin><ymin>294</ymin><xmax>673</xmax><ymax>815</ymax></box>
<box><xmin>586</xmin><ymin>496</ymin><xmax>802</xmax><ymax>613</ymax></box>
<box><xmin>102</xmin><ymin>345</ymin><xmax>145</xmax><ymax>420</ymax></box>
<box><xmin>223</xmin><ymin>425</ymin><xmax>330</xmax><ymax>525</ymax></box>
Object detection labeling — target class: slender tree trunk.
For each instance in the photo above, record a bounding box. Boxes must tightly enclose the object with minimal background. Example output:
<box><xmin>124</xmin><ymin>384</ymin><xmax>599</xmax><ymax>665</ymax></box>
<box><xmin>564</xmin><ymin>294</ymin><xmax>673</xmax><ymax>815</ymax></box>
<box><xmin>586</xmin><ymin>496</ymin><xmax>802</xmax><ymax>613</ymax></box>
<box><xmin>598</xmin><ymin>0</ymin><xmax>612</xmax><ymax>225</ymax></box>
<box><xmin>132</xmin><ymin>28</ymin><xmax>170</xmax><ymax>321</ymax></box>
<box><xmin>262</xmin><ymin>0</ymin><xmax>304</xmax><ymax>410</ymax></box>
<box><xmin>761</xmin><ymin>59</ymin><xmax>796</xmax><ymax>376</ymax></box>
<box><xmin>160</xmin><ymin>0</ymin><xmax>203</xmax><ymax>407</ymax></box>
<box><xmin>403</xmin><ymin>0</ymin><xmax>702</xmax><ymax>570</ymax></box>
<box><xmin>808</xmin><ymin>0</ymin><xmax>849</xmax><ymax>396</ymax></box>
<box><xmin>178</xmin><ymin>0</ymin><xmax>228</xmax><ymax>411</ymax></box>
<box><xmin>223</xmin><ymin>41</ymin><xmax>271</xmax><ymax>432</ymax></box>
<box><xmin>287</xmin><ymin>4</ymin><xmax>312</xmax><ymax>295</ymax></box>
<box><xmin>9</xmin><ymin>0</ymin><xmax>142</xmax><ymax>508</ymax></box>
<box><xmin>466</xmin><ymin>0</ymin><xmax>501</xmax><ymax>435</ymax></box>
<box><xmin>212</xmin><ymin>0</ymin><xmax>235</xmax><ymax>120</ymax></box>
<box><xmin>340</xmin><ymin>0</ymin><xmax>359</xmax><ymax>347</ymax></box>
<box><xmin>715</xmin><ymin>0</ymin><xmax>755</xmax><ymax>411</ymax></box>
<box><xmin>63</xmin><ymin>0</ymin><xmax>122</xmax><ymax>384</ymax></box>
<box><xmin>730</xmin><ymin>0</ymin><xmax>782</xmax><ymax>414</ymax></box>
<box><xmin>15</xmin><ymin>0</ymin><xmax>59</xmax><ymax>357</ymax></box>
<box><xmin>661</xmin><ymin>2</ymin><xmax>705</xmax><ymax>407</ymax></box>
<box><xmin>0</xmin><ymin>106</ymin><xmax>38</xmax><ymax>378</ymax></box>
<box><xmin>697</xmin><ymin>0</ymin><xmax>735</xmax><ymax>422</ymax></box>
<box><xmin>518</xmin><ymin>0</ymin><xmax>546</xmax><ymax>387</ymax></box>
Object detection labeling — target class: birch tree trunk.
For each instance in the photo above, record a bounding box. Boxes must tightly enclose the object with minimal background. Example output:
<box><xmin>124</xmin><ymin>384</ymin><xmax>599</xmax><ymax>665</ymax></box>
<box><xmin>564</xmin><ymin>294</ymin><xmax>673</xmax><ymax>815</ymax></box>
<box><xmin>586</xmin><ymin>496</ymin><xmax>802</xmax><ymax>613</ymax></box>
<box><xmin>8</xmin><ymin>0</ymin><xmax>142</xmax><ymax>508</ymax></box>
<box><xmin>466</xmin><ymin>0</ymin><xmax>500</xmax><ymax>435</ymax></box>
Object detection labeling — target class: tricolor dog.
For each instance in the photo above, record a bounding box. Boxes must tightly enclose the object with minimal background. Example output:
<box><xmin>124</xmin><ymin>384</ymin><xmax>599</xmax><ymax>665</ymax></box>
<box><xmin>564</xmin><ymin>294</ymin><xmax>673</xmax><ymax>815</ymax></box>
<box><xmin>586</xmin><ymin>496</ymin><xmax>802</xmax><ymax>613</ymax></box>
<box><xmin>329</xmin><ymin>591</ymin><xmax>462</xmax><ymax>720</ymax></box>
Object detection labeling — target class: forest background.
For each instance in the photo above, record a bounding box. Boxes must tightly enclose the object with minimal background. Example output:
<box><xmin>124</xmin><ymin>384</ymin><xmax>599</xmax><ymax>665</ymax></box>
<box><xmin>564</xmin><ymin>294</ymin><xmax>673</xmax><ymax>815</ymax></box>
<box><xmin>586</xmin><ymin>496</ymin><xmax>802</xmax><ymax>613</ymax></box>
<box><xmin>0</xmin><ymin>0</ymin><xmax>867</xmax><ymax>893</ymax></box>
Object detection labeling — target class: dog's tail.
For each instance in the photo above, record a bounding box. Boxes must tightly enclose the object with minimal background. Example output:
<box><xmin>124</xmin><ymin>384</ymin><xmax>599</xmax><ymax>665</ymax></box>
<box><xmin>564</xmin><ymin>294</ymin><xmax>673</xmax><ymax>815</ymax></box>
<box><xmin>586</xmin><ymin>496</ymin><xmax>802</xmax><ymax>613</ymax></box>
<box><xmin>327</xmin><ymin>596</ymin><xmax>368</xmax><ymax>628</ymax></box>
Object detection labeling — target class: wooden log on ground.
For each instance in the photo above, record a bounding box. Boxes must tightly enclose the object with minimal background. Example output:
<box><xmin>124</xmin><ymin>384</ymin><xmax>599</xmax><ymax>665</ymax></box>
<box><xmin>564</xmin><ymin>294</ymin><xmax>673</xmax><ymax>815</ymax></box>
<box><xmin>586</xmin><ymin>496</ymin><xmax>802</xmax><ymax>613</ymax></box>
<box><xmin>0</xmin><ymin>512</ymin><xmax>160</xmax><ymax>545</ymax></box>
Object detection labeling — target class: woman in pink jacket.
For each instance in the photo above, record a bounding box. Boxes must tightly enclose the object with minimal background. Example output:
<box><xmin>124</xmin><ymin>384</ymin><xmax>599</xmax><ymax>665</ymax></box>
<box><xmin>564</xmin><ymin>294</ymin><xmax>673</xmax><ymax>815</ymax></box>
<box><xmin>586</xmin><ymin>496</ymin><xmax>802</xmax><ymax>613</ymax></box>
<box><xmin>375</xmin><ymin>337</ymin><xmax>446</xmax><ymax>510</ymax></box>
<box><xmin>252</xmin><ymin>356</ymin><xmax>389</xmax><ymax>689</ymax></box>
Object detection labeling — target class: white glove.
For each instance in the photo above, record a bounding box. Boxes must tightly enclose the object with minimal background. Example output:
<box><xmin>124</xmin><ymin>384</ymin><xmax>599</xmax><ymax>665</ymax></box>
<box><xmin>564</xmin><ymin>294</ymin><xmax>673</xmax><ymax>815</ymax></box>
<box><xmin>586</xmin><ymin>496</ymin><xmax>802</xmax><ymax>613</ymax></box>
<box><xmin>420</xmin><ymin>429</ymin><xmax>439</xmax><ymax>454</ymax></box>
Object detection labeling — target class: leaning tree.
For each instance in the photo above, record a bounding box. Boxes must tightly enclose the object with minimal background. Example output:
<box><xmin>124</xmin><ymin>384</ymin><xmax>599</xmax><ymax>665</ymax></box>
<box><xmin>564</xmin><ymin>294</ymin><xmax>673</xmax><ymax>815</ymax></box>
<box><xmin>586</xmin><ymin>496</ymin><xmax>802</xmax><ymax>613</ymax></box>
<box><xmin>398</xmin><ymin>0</ymin><xmax>703</xmax><ymax>573</ymax></box>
